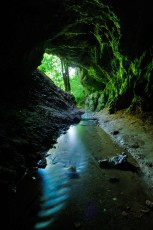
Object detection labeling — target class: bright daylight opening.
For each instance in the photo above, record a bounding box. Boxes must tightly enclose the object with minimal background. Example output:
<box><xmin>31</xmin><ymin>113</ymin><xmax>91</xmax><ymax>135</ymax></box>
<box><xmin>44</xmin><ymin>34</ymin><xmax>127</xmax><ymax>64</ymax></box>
<box><xmin>69</xmin><ymin>67</ymin><xmax>76</xmax><ymax>78</ymax></box>
<box><xmin>38</xmin><ymin>53</ymin><xmax>85</xmax><ymax>106</ymax></box>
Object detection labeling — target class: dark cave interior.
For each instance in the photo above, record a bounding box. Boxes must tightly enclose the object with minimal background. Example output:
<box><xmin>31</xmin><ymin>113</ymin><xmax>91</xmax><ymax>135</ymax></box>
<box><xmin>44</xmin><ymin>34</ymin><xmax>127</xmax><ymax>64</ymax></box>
<box><xmin>0</xmin><ymin>0</ymin><xmax>153</xmax><ymax>194</ymax></box>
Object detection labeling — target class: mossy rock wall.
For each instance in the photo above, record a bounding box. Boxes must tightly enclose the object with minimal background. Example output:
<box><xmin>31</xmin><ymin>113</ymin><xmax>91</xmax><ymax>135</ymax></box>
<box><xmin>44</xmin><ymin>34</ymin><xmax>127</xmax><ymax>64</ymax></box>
<box><xmin>1</xmin><ymin>0</ymin><xmax>153</xmax><ymax>113</ymax></box>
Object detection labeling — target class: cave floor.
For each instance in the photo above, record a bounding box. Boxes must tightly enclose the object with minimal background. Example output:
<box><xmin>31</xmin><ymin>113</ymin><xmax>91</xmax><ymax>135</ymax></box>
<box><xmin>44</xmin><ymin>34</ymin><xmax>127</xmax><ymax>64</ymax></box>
<box><xmin>7</xmin><ymin>113</ymin><xmax>153</xmax><ymax>230</ymax></box>
<box><xmin>94</xmin><ymin>109</ymin><xmax>153</xmax><ymax>193</ymax></box>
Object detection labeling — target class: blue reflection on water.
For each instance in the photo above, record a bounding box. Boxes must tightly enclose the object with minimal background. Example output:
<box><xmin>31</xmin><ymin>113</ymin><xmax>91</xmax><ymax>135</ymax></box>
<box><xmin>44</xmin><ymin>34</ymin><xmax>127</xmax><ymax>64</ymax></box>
<box><xmin>34</xmin><ymin>124</ymin><xmax>88</xmax><ymax>229</ymax></box>
<box><xmin>34</xmin><ymin>219</ymin><xmax>54</xmax><ymax>229</ymax></box>
<box><xmin>34</xmin><ymin>164</ymin><xmax>70</xmax><ymax>229</ymax></box>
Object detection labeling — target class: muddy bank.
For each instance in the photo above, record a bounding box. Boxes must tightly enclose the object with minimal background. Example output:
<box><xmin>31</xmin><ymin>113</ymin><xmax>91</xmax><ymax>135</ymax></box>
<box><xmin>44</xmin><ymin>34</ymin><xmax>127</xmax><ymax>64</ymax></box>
<box><xmin>7</xmin><ymin>114</ymin><xmax>153</xmax><ymax>230</ymax></box>
<box><xmin>94</xmin><ymin>109</ymin><xmax>153</xmax><ymax>193</ymax></box>
<box><xmin>0</xmin><ymin>70</ymin><xmax>83</xmax><ymax>192</ymax></box>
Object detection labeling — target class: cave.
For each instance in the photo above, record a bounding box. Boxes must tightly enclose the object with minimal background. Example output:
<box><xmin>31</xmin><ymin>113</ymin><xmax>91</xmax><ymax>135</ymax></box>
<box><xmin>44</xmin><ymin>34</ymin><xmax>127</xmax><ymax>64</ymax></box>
<box><xmin>1</xmin><ymin>1</ymin><xmax>153</xmax><ymax>230</ymax></box>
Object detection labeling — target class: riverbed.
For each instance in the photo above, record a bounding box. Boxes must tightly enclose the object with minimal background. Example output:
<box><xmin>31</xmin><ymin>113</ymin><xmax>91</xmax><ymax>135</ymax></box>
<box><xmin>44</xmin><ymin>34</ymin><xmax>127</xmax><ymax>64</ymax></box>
<box><xmin>6</xmin><ymin>113</ymin><xmax>153</xmax><ymax>230</ymax></box>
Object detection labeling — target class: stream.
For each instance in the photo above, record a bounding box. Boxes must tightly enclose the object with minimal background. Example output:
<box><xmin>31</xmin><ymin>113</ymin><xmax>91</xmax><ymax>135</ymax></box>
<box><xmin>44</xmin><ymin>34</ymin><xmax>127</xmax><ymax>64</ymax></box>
<box><xmin>7</xmin><ymin>113</ymin><xmax>153</xmax><ymax>230</ymax></box>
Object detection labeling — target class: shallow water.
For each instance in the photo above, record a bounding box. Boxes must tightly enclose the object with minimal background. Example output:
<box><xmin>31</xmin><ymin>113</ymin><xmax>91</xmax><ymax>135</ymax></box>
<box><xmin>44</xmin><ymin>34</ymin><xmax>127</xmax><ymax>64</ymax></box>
<box><xmin>8</xmin><ymin>114</ymin><xmax>153</xmax><ymax>230</ymax></box>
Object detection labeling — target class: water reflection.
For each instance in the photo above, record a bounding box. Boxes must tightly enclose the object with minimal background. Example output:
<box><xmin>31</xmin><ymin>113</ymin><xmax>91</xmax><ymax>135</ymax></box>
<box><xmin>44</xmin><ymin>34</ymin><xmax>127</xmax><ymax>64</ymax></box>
<box><xmin>34</xmin><ymin>124</ymin><xmax>88</xmax><ymax>229</ymax></box>
<box><xmin>67</xmin><ymin>125</ymin><xmax>77</xmax><ymax>142</ymax></box>
<box><xmin>79</xmin><ymin>119</ymin><xmax>98</xmax><ymax>126</ymax></box>
<box><xmin>9</xmin><ymin>115</ymin><xmax>153</xmax><ymax>230</ymax></box>
<box><xmin>35</xmin><ymin>164</ymin><xmax>70</xmax><ymax>229</ymax></box>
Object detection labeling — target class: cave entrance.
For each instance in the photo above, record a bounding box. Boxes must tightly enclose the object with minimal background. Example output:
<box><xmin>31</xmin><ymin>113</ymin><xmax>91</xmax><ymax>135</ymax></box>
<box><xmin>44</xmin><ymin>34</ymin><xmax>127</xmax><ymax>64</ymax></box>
<box><xmin>38</xmin><ymin>53</ymin><xmax>85</xmax><ymax>107</ymax></box>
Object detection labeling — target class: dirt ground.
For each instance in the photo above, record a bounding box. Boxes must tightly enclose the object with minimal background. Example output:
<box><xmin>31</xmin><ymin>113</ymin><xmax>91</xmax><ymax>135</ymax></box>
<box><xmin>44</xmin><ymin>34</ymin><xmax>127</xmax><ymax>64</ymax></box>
<box><xmin>94</xmin><ymin>109</ymin><xmax>153</xmax><ymax>194</ymax></box>
<box><xmin>4</xmin><ymin>110</ymin><xmax>153</xmax><ymax>230</ymax></box>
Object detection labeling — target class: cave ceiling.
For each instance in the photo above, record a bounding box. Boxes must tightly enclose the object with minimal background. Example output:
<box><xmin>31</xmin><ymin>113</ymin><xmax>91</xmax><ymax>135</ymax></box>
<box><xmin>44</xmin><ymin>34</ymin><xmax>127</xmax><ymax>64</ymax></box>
<box><xmin>1</xmin><ymin>0</ymin><xmax>152</xmax><ymax>72</ymax></box>
<box><xmin>1</xmin><ymin>0</ymin><xmax>153</xmax><ymax>106</ymax></box>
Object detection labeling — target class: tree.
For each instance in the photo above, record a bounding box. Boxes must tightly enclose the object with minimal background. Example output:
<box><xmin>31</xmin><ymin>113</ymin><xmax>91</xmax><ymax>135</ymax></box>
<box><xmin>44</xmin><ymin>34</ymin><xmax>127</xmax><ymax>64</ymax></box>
<box><xmin>38</xmin><ymin>53</ymin><xmax>64</xmax><ymax>90</ymax></box>
<box><xmin>61</xmin><ymin>59</ymin><xmax>71</xmax><ymax>92</ymax></box>
<box><xmin>38</xmin><ymin>53</ymin><xmax>85</xmax><ymax>106</ymax></box>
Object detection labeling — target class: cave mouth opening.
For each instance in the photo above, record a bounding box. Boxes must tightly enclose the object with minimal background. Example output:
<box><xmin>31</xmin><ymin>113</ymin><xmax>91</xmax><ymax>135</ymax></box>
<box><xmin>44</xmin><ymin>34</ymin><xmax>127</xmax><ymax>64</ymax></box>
<box><xmin>38</xmin><ymin>52</ymin><xmax>85</xmax><ymax>107</ymax></box>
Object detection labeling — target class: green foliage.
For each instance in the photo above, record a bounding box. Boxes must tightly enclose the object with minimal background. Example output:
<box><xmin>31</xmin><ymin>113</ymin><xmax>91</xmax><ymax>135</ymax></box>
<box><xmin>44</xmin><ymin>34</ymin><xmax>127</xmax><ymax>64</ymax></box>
<box><xmin>70</xmin><ymin>76</ymin><xmax>85</xmax><ymax>106</ymax></box>
<box><xmin>38</xmin><ymin>53</ymin><xmax>64</xmax><ymax>90</ymax></box>
<box><xmin>144</xmin><ymin>57</ymin><xmax>153</xmax><ymax>93</ymax></box>
<box><xmin>38</xmin><ymin>53</ymin><xmax>85</xmax><ymax>106</ymax></box>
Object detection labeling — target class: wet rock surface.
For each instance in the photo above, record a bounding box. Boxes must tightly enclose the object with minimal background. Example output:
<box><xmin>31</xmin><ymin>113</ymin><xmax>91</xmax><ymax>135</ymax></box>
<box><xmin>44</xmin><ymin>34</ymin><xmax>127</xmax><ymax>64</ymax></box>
<box><xmin>94</xmin><ymin>108</ymin><xmax>153</xmax><ymax>192</ymax></box>
<box><xmin>99</xmin><ymin>152</ymin><xmax>128</xmax><ymax>166</ymax></box>
<box><xmin>98</xmin><ymin>155</ymin><xmax>139</xmax><ymax>173</ymax></box>
<box><xmin>1</xmin><ymin>0</ymin><xmax>153</xmax><ymax>116</ymax></box>
<box><xmin>0</xmin><ymin>70</ymin><xmax>83</xmax><ymax>193</ymax></box>
<box><xmin>5</xmin><ymin>116</ymin><xmax>153</xmax><ymax>230</ymax></box>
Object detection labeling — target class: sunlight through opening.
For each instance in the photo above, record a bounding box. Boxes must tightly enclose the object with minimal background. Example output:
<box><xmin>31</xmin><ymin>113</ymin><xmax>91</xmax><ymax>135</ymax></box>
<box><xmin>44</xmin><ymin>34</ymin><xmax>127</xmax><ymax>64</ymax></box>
<box><xmin>37</xmin><ymin>53</ymin><xmax>85</xmax><ymax>106</ymax></box>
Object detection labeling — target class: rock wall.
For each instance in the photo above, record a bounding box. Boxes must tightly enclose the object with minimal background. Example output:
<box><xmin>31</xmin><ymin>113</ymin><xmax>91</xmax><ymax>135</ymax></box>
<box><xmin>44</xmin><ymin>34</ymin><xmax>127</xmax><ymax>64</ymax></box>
<box><xmin>0</xmin><ymin>70</ymin><xmax>82</xmax><ymax>191</ymax></box>
<box><xmin>1</xmin><ymin>0</ymin><xmax>153</xmax><ymax>113</ymax></box>
<box><xmin>1</xmin><ymin>0</ymin><xmax>153</xmax><ymax>190</ymax></box>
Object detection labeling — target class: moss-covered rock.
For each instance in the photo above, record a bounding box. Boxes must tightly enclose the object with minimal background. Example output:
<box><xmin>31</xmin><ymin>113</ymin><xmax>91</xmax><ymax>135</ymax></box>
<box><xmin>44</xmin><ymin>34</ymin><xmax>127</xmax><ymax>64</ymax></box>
<box><xmin>0</xmin><ymin>70</ymin><xmax>83</xmax><ymax>191</ymax></box>
<box><xmin>85</xmin><ymin>92</ymin><xmax>101</xmax><ymax>111</ymax></box>
<box><xmin>1</xmin><ymin>0</ymin><xmax>153</xmax><ymax>191</ymax></box>
<box><xmin>1</xmin><ymin>0</ymin><xmax>153</xmax><ymax>114</ymax></box>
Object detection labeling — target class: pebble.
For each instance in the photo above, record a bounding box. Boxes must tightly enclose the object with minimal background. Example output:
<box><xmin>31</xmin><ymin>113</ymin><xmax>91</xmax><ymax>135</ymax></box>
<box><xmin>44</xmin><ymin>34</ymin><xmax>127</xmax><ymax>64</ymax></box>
<box><xmin>122</xmin><ymin>211</ymin><xmax>128</xmax><ymax>217</ymax></box>
<box><xmin>31</xmin><ymin>176</ymin><xmax>36</xmax><ymax>181</ymax></box>
<box><xmin>74</xmin><ymin>221</ymin><xmax>81</xmax><ymax>228</ymax></box>
<box><xmin>140</xmin><ymin>208</ymin><xmax>150</xmax><ymax>213</ymax></box>
<box><xmin>146</xmin><ymin>200</ymin><xmax>153</xmax><ymax>208</ymax></box>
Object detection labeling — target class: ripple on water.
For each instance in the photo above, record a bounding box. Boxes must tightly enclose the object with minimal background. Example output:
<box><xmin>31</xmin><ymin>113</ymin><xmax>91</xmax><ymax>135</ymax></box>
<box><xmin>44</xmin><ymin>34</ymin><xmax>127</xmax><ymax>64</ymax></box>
<box><xmin>34</xmin><ymin>163</ymin><xmax>87</xmax><ymax>229</ymax></box>
<box><xmin>34</xmin><ymin>125</ymin><xmax>88</xmax><ymax>229</ymax></box>
<box><xmin>34</xmin><ymin>165</ymin><xmax>70</xmax><ymax>229</ymax></box>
